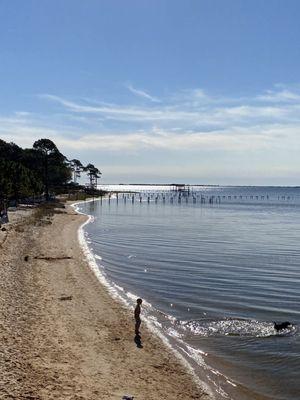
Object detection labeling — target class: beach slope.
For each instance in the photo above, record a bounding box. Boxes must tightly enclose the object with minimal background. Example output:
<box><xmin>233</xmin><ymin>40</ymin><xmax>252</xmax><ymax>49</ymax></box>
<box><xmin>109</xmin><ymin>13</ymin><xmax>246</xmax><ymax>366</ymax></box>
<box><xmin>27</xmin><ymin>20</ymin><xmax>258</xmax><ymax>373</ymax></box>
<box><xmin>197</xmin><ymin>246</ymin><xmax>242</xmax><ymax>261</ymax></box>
<box><xmin>0</xmin><ymin>203</ymin><xmax>211</xmax><ymax>400</ymax></box>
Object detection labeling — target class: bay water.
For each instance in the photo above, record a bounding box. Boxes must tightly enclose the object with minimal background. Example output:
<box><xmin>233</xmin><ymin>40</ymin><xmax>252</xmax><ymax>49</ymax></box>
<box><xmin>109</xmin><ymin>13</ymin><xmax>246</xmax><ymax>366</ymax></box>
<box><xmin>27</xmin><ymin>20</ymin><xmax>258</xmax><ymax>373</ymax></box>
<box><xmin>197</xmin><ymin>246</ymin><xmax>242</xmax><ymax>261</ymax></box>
<box><xmin>77</xmin><ymin>186</ymin><xmax>300</xmax><ymax>400</ymax></box>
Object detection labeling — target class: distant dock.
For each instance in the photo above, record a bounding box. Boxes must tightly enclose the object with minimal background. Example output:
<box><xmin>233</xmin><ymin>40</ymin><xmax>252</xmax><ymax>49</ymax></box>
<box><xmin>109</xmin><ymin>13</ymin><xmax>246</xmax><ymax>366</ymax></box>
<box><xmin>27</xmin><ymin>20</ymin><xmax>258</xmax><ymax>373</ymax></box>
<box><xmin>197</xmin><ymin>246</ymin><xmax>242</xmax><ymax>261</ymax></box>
<box><xmin>100</xmin><ymin>186</ymin><xmax>297</xmax><ymax>206</ymax></box>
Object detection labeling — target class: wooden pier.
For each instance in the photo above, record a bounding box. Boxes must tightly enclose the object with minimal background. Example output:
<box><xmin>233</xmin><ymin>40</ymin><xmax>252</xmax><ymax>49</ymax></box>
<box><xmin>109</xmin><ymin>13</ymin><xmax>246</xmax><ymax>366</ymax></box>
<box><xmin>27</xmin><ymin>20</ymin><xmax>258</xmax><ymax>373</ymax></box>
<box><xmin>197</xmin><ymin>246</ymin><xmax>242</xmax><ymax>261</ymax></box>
<box><xmin>105</xmin><ymin>190</ymin><xmax>294</xmax><ymax>205</ymax></box>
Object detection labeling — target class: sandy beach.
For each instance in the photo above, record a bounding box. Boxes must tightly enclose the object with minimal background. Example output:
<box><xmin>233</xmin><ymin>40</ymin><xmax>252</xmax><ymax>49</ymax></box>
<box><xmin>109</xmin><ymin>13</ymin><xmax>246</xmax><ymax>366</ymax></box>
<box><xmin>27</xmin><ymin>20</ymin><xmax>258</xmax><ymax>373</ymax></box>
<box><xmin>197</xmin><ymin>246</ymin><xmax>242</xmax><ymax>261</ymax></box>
<box><xmin>0</xmin><ymin>202</ymin><xmax>211</xmax><ymax>400</ymax></box>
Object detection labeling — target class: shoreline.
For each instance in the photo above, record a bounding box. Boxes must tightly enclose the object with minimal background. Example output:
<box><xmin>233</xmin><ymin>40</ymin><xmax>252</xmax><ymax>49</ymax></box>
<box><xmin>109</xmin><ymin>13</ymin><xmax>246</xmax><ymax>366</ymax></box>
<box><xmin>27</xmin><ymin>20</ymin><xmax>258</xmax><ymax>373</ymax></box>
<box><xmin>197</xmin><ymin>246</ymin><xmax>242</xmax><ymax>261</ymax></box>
<box><xmin>0</xmin><ymin>202</ymin><xmax>212</xmax><ymax>399</ymax></box>
<box><xmin>72</xmin><ymin>199</ymin><xmax>215</xmax><ymax>397</ymax></box>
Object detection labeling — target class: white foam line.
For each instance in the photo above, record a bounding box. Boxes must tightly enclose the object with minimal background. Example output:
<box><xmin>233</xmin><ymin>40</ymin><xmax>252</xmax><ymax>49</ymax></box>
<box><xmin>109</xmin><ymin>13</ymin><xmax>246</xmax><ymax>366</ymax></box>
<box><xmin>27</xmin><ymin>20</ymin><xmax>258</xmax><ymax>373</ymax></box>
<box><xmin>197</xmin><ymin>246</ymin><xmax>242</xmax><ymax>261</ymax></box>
<box><xmin>226</xmin><ymin>380</ymin><xmax>237</xmax><ymax>387</ymax></box>
<box><xmin>71</xmin><ymin>199</ymin><xmax>215</xmax><ymax>399</ymax></box>
<box><xmin>143</xmin><ymin>316</ymin><xmax>215</xmax><ymax>398</ymax></box>
<box><xmin>71</xmin><ymin>199</ymin><xmax>126</xmax><ymax>302</ymax></box>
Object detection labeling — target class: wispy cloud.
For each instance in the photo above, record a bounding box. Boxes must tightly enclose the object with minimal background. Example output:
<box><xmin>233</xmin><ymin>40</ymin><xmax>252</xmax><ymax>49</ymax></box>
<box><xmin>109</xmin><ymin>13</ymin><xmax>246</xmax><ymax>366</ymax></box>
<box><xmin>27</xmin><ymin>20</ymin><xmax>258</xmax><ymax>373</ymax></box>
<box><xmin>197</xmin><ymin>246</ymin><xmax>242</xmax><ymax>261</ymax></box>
<box><xmin>39</xmin><ymin>88</ymin><xmax>300</xmax><ymax>128</ymax></box>
<box><xmin>126</xmin><ymin>83</ymin><xmax>161</xmax><ymax>102</ymax></box>
<box><xmin>257</xmin><ymin>89</ymin><xmax>300</xmax><ymax>102</ymax></box>
<box><xmin>3</xmin><ymin>84</ymin><xmax>300</xmax><ymax>157</ymax></box>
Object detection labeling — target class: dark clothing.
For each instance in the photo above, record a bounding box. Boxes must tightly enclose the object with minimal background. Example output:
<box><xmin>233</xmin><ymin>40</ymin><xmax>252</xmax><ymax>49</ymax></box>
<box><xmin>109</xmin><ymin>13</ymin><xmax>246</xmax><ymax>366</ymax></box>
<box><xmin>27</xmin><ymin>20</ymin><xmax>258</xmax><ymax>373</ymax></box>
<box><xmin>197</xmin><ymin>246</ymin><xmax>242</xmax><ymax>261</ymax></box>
<box><xmin>135</xmin><ymin>318</ymin><xmax>141</xmax><ymax>335</ymax></box>
<box><xmin>134</xmin><ymin>304</ymin><xmax>141</xmax><ymax>335</ymax></box>
<box><xmin>134</xmin><ymin>304</ymin><xmax>141</xmax><ymax>320</ymax></box>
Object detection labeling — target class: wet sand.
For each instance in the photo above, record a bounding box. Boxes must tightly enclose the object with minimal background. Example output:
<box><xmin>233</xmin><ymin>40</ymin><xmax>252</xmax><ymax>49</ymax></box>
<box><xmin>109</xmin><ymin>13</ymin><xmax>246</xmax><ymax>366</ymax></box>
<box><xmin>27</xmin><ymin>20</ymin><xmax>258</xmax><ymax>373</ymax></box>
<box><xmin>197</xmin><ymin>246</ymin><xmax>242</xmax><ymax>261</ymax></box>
<box><xmin>0</xmin><ymin>203</ymin><xmax>212</xmax><ymax>400</ymax></box>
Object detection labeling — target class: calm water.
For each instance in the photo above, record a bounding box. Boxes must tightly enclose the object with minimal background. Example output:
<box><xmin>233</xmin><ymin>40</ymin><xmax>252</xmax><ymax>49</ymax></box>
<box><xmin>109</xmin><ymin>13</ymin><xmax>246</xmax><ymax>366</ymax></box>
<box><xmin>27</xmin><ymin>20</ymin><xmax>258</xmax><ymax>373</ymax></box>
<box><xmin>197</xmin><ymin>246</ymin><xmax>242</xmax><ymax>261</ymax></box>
<box><xmin>78</xmin><ymin>186</ymin><xmax>300</xmax><ymax>400</ymax></box>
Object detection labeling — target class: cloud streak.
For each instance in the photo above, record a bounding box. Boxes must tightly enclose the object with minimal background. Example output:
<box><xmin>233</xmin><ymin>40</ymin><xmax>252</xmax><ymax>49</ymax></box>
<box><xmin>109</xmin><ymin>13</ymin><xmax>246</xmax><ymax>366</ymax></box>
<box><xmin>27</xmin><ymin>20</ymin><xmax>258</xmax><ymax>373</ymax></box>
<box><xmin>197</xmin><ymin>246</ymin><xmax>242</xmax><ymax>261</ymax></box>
<box><xmin>126</xmin><ymin>84</ymin><xmax>161</xmax><ymax>102</ymax></box>
<box><xmin>39</xmin><ymin>86</ymin><xmax>300</xmax><ymax>130</ymax></box>
<box><xmin>257</xmin><ymin>89</ymin><xmax>300</xmax><ymax>103</ymax></box>
<box><xmin>3</xmin><ymin>84</ymin><xmax>300</xmax><ymax>158</ymax></box>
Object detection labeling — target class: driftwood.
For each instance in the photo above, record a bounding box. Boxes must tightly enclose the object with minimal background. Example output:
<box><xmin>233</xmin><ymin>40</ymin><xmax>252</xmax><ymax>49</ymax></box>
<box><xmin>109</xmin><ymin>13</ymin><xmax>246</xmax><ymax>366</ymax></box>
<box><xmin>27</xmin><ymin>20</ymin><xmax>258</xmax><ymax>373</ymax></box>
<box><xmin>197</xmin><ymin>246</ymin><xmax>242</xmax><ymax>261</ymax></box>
<box><xmin>34</xmin><ymin>256</ymin><xmax>73</xmax><ymax>261</ymax></box>
<box><xmin>59</xmin><ymin>295</ymin><xmax>73</xmax><ymax>301</ymax></box>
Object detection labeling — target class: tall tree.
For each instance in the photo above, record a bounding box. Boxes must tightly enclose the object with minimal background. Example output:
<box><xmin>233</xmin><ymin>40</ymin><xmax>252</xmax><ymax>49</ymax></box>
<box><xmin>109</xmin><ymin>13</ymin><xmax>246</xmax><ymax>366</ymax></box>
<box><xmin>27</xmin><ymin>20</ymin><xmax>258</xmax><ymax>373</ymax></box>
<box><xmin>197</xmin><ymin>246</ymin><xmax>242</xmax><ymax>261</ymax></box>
<box><xmin>69</xmin><ymin>159</ymin><xmax>84</xmax><ymax>183</ymax></box>
<box><xmin>33</xmin><ymin>139</ymin><xmax>71</xmax><ymax>200</ymax></box>
<box><xmin>85</xmin><ymin>163</ymin><xmax>101</xmax><ymax>189</ymax></box>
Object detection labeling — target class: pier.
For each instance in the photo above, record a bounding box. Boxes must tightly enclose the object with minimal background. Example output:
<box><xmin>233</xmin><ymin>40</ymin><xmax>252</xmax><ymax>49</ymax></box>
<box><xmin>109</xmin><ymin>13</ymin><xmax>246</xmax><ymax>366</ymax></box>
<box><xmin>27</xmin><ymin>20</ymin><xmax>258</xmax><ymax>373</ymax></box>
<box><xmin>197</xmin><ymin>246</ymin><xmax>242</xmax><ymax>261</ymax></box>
<box><xmin>105</xmin><ymin>188</ymin><xmax>295</xmax><ymax>206</ymax></box>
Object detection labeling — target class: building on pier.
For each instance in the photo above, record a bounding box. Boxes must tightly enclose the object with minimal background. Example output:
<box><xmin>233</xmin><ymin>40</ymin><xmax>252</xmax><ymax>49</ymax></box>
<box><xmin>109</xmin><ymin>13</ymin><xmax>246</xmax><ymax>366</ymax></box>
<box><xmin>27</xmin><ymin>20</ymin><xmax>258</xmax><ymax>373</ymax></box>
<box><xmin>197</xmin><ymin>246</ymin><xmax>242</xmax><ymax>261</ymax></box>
<box><xmin>171</xmin><ymin>184</ymin><xmax>191</xmax><ymax>194</ymax></box>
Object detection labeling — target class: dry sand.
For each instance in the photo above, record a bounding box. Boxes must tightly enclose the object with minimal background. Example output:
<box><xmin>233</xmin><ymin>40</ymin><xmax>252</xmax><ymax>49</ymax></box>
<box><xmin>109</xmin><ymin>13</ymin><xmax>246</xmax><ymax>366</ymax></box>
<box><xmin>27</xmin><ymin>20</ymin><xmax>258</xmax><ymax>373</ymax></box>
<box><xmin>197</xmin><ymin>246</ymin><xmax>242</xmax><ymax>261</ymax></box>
<box><xmin>0</xmin><ymin>202</ymin><xmax>212</xmax><ymax>400</ymax></box>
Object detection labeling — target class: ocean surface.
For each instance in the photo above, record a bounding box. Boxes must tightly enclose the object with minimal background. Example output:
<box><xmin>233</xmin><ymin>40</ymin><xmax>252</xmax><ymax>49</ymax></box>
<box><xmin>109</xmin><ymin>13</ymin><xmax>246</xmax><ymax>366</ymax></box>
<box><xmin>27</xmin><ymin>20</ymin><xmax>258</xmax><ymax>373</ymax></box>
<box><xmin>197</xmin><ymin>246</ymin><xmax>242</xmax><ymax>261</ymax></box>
<box><xmin>77</xmin><ymin>186</ymin><xmax>300</xmax><ymax>400</ymax></box>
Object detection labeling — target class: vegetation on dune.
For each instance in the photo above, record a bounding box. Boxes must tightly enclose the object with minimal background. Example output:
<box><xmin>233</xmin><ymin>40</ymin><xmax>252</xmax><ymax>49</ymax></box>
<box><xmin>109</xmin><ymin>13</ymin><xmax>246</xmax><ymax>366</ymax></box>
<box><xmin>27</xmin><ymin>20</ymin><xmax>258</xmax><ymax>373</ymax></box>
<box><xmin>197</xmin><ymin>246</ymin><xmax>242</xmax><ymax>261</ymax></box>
<box><xmin>0</xmin><ymin>138</ymin><xmax>102</xmax><ymax>212</ymax></box>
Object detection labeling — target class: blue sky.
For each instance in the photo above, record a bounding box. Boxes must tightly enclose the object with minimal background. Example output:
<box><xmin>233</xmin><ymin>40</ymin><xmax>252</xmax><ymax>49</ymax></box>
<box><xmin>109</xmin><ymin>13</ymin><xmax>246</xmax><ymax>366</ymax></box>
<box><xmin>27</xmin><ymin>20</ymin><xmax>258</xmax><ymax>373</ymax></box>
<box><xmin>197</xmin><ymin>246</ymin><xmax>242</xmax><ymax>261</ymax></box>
<box><xmin>1</xmin><ymin>0</ymin><xmax>300</xmax><ymax>184</ymax></box>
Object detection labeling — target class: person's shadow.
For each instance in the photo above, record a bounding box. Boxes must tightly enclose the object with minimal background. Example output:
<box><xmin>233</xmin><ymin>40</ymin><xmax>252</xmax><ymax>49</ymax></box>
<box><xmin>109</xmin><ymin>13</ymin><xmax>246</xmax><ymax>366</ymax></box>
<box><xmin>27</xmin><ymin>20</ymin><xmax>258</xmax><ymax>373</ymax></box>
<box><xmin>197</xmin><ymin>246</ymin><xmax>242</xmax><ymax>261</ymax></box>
<box><xmin>134</xmin><ymin>334</ymin><xmax>143</xmax><ymax>348</ymax></box>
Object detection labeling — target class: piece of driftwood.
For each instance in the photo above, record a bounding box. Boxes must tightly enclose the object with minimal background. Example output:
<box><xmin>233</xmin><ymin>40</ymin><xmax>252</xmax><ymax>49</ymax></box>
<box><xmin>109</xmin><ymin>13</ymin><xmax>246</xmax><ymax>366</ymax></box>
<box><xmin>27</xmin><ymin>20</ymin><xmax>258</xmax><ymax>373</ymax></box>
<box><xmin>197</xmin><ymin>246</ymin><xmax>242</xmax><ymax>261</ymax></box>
<box><xmin>34</xmin><ymin>256</ymin><xmax>72</xmax><ymax>260</ymax></box>
<box><xmin>59</xmin><ymin>295</ymin><xmax>73</xmax><ymax>301</ymax></box>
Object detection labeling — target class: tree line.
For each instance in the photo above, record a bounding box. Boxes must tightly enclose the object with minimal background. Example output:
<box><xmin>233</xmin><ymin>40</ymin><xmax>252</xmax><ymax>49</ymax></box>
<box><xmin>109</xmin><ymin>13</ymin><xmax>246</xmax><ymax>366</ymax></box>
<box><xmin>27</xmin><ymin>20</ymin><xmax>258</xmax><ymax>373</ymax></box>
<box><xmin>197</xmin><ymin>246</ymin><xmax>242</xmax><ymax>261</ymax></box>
<box><xmin>0</xmin><ymin>138</ymin><xmax>101</xmax><ymax>210</ymax></box>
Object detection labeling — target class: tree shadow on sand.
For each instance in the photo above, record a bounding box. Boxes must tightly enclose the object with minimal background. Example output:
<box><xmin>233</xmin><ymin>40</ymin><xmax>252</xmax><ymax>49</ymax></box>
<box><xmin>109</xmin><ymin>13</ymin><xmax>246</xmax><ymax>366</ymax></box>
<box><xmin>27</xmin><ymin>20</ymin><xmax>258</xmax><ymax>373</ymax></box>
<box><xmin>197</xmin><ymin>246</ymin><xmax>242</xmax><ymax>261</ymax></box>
<box><xmin>134</xmin><ymin>334</ymin><xmax>143</xmax><ymax>348</ymax></box>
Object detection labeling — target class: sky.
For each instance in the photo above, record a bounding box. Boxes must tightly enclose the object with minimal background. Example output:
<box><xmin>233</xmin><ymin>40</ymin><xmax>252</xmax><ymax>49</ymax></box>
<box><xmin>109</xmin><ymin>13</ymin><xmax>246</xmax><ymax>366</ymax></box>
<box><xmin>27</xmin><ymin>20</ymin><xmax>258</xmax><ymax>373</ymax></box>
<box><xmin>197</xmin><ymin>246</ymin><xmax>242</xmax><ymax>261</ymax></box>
<box><xmin>1</xmin><ymin>0</ymin><xmax>300</xmax><ymax>185</ymax></box>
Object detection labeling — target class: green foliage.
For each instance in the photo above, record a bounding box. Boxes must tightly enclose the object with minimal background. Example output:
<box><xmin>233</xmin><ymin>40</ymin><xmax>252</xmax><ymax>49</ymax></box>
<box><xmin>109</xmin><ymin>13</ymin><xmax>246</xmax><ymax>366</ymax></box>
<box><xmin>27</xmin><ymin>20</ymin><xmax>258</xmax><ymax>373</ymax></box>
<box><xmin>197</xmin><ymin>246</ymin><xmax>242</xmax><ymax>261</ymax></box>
<box><xmin>33</xmin><ymin>138</ymin><xmax>59</xmax><ymax>155</ymax></box>
<box><xmin>0</xmin><ymin>138</ymin><xmax>101</xmax><ymax>208</ymax></box>
<box><xmin>32</xmin><ymin>139</ymin><xmax>72</xmax><ymax>200</ymax></box>
<box><xmin>0</xmin><ymin>139</ymin><xmax>68</xmax><ymax>206</ymax></box>
<box><xmin>69</xmin><ymin>158</ymin><xmax>84</xmax><ymax>183</ymax></box>
<box><xmin>0</xmin><ymin>158</ymin><xmax>43</xmax><ymax>206</ymax></box>
<box><xmin>85</xmin><ymin>163</ymin><xmax>102</xmax><ymax>188</ymax></box>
